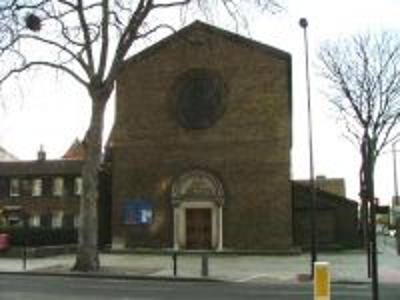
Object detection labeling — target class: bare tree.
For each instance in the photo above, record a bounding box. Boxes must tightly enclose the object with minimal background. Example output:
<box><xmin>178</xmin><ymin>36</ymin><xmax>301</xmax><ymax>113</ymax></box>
<box><xmin>0</xmin><ymin>0</ymin><xmax>283</xmax><ymax>272</ymax></box>
<box><xmin>319</xmin><ymin>32</ymin><xmax>400</xmax><ymax>252</ymax></box>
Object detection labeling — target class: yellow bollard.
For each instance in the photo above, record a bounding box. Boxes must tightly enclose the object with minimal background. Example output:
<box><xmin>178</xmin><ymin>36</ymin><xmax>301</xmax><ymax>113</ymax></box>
<box><xmin>314</xmin><ymin>262</ymin><xmax>330</xmax><ymax>300</ymax></box>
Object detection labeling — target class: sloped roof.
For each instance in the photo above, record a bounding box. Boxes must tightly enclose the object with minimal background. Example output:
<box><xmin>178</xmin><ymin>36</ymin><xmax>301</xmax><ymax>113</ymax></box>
<box><xmin>292</xmin><ymin>182</ymin><xmax>358</xmax><ymax>209</ymax></box>
<box><xmin>123</xmin><ymin>20</ymin><xmax>291</xmax><ymax>67</ymax></box>
<box><xmin>0</xmin><ymin>160</ymin><xmax>83</xmax><ymax>176</ymax></box>
<box><xmin>62</xmin><ymin>138</ymin><xmax>85</xmax><ymax>160</ymax></box>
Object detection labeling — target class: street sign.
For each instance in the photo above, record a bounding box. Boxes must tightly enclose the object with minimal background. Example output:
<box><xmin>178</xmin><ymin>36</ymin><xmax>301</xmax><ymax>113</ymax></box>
<box><xmin>123</xmin><ymin>199</ymin><xmax>153</xmax><ymax>225</ymax></box>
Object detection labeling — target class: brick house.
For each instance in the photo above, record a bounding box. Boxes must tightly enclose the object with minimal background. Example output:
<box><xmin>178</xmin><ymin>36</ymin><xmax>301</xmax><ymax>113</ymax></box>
<box><xmin>108</xmin><ymin>21</ymin><xmax>293</xmax><ymax>250</ymax></box>
<box><xmin>0</xmin><ymin>141</ymin><xmax>112</xmax><ymax>246</ymax></box>
<box><xmin>0</xmin><ymin>145</ymin><xmax>82</xmax><ymax>229</ymax></box>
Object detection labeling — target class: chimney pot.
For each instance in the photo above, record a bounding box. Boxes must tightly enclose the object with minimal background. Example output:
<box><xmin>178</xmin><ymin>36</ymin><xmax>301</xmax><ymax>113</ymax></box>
<box><xmin>38</xmin><ymin>145</ymin><xmax>46</xmax><ymax>161</ymax></box>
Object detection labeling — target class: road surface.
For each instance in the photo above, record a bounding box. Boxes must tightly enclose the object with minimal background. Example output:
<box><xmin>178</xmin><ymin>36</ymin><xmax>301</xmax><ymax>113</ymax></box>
<box><xmin>0</xmin><ymin>274</ymin><xmax>399</xmax><ymax>299</ymax></box>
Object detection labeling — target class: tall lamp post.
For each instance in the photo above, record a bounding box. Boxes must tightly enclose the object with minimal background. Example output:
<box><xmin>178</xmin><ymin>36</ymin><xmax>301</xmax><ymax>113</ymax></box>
<box><xmin>299</xmin><ymin>17</ymin><xmax>317</xmax><ymax>278</ymax></box>
<box><xmin>392</xmin><ymin>143</ymin><xmax>400</xmax><ymax>255</ymax></box>
<box><xmin>393</xmin><ymin>143</ymin><xmax>399</xmax><ymax>208</ymax></box>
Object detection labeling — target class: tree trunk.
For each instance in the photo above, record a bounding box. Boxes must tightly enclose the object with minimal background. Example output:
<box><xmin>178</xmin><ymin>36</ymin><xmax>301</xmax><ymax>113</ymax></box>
<box><xmin>360</xmin><ymin>137</ymin><xmax>368</xmax><ymax>243</ymax></box>
<box><xmin>359</xmin><ymin>133</ymin><xmax>376</xmax><ymax>277</ymax></box>
<box><xmin>73</xmin><ymin>89</ymin><xmax>108</xmax><ymax>272</ymax></box>
<box><xmin>360</xmin><ymin>137</ymin><xmax>376</xmax><ymax>220</ymax></box>
<box><xmin>396</xmin><ymin>219</ymin><xmax>400</xmax><ymax>255</ymax></box>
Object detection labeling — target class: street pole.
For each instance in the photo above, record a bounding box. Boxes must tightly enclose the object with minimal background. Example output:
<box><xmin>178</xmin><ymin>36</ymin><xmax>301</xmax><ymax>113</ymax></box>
<box><xmin>393</xmin><ymin>143</ymin><xmax>399</xmax><ymax>202</ymax></box>
<box><xmin>392</xmin><ymin>143</ymin><xmax>400</xmax><ymax>254</ymax></box>
<box><xmin>299</xmin><ymin>17</ymin><xmax>317</xmax><ymax>279</ymax></box>
<box><xmin>393</xmin><ymin>143</ymin><xmax>399</xmax><ymax>229</ymax></box>
<box><xmin>22</xmin><ymin>211</ymin><xmax>27</xmax><ymax>271</ymax></box>
<box><xmin>370</xmin><ymin>198</ymin><xmax>379</xmax><ymax>300</ymax></box>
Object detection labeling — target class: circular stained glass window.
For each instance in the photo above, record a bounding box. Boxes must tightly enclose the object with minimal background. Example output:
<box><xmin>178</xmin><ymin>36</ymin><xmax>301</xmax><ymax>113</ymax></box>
<box><xmin>176</xmin><ymin>70</ymin><xmax>225</xmax><ymax>129</ymax></box>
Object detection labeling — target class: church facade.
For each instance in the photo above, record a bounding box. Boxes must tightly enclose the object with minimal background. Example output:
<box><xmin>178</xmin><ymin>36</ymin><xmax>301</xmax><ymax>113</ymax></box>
<box><xmin>108</xmin><ymin>21</ymin><xmax>293</xmax><ymax>250</ymax></box>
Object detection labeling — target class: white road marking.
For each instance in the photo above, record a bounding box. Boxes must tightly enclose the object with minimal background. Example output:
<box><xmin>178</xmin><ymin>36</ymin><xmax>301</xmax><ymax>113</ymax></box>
<box><xmin>234</xmin><ymin>273</ymin><xmax>275</xmax><ymax>283</ymax></box>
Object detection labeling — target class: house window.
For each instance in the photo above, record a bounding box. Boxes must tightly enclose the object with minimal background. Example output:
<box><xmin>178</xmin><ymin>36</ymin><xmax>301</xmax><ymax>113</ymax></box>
<box><xmin>32</xmin><ymin>179</ymin><xmax>43</xmax><ymax>197</ymax></box>
<box><xmin>52</xmin><ymin>211</ymin><xmax>63</xmax><ymax>228</ymax></box>
<box><xmin>40</xmin><ymin>214</ymin><xmax>52</xmax><ymax>228</ymax></box>
<box><xmin>62</xmin><ymin>213</ymin><xmax>75</xmax><ymax>229</ymax></box>
<box><xmin>21</xmin><ymin>179</ymin><xmax>32</xmax><ymax>196</ymax></box>
<box><xmin>9</xmin><ymin>178</ymin><xmax>20</xmax><ymax>197</ymax></box>
<box><xmin>29</xmin><ymin>215</ymin><xmax>40</xmax><ymax>227</ymax></box>
<box><xmin>74</xmin><ymin>214</ymin><xmax>80</xmax><ymax>229</ymax></box>
<box><xmin>7</xmin><ymin>216</ymin><xmax>22</xmax><ymax>226</ymax></box>
<box><xmin>74</xmin><ymin>177</ymin><xmax>83</xmax><ymax>196</ymax></box>
<box><xmin>53</xmin><ymin>177</ymin><xmax>64</xmax><ymax>196</ymax></box>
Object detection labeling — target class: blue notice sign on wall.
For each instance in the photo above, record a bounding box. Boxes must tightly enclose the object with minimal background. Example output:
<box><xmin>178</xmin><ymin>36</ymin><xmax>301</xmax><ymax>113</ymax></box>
<box><xmin>124</xmin><ymin>199</ymin><xmax>153</xmax><ymax>225</ymax></box>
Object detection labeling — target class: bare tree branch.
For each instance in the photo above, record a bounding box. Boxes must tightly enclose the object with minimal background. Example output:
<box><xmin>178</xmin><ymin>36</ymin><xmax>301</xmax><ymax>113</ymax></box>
<box><xmin>76</xmin><ymin>0</ymin><xmax>95</xmax><ymax>74</ymax></box>
<box><xmin>319</xmin><ymin>31</ymin><xmax>400</xmax><ymax>239</ymax></box>
<box><xmin>5</xmin><ymin>33</ymin><xmax>91</xmax><ymax>76</ymax></box>
<box><xmin>0</xmin><ymin>60</ymin><xmax>88</xmax><ymax>87</ymax></box>
<box><xmin>97</xmin><ymin>0</ymin><xmax>109</xmax><ymax>78</ymax></box>
<box><xmin>152</xmin><ymin>0</ymin><xmax>190</xmax><ymax>9</ymax></box>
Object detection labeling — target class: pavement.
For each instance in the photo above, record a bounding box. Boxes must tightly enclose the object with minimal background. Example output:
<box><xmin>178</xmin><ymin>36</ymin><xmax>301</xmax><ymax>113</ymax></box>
<box><xmin>0</xmin><ymin>235</ymin><xmax>399</xmax><ymax>284</ymax></box>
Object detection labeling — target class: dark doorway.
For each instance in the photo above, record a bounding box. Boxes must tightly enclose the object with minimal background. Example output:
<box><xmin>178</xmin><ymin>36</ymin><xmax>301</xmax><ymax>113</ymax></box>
<box><xmin>186</xmin><ymin>208</ymin><xmax>212</xmax><ymax>249</ymax></box>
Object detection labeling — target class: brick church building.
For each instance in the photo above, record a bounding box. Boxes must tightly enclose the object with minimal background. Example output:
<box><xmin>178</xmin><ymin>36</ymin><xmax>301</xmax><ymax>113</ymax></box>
<box><xmin>108</xmin><ymin>21</ymin><xmax>293</xmax><ymax>250</ymax></box>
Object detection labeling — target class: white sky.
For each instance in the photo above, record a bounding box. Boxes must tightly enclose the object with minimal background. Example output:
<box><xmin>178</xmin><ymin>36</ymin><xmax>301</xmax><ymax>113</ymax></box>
<box><xmin>1</xmin><ymin>0</ymin><xmax>400</xmax><ymax>204</ymax></box>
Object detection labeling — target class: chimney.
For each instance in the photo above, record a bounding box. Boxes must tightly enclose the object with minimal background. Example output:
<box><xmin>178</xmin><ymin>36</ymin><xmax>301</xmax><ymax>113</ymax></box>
<box><xmin>37</xmin><ymin>145</ymin><xmax>46</xmax><ymax>161</ymax></box>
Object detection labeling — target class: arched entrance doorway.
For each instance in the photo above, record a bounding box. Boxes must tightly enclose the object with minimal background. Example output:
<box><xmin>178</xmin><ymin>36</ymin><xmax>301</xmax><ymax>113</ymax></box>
<box><xmin>171</xmin><ymin>170</ymin><xmax>224</xmax><ymax>250</ymax></box>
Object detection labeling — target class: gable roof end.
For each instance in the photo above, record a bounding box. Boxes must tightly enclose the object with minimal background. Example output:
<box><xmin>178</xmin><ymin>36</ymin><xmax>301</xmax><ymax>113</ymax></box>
<box><xmin>123</xmin><ymin>20</ymin><xmax>291</xmax><ymax>67</ymax></box>
<box><xmin>63</xmin><ymin>138</ymin><xmax>85</xmax><ymax>160</ymax></box>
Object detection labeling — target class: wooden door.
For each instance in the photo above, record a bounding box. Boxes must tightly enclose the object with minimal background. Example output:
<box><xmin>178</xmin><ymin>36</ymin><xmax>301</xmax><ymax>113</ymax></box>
<box><xmin>186</xmin><ymin>208</ymin><xmax>212</xmax><ymax>249</ymax></box>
